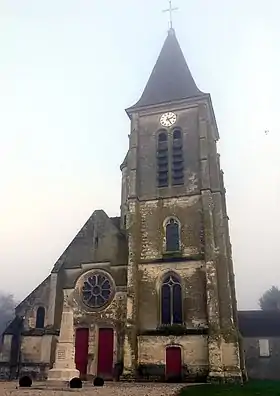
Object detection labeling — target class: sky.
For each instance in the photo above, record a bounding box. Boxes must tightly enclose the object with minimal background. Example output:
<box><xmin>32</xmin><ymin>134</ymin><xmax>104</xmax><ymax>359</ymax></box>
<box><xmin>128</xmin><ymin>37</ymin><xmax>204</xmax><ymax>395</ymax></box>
<box><xmin>0</xmin><ymin>0</ymin><xmax>280</xmax><ymax>309</ymax></box>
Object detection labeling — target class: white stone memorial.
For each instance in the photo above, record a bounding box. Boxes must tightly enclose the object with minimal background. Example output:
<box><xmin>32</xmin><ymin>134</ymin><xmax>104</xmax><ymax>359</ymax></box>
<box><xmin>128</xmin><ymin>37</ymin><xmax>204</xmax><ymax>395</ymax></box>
<box><xmin>47</xmin><ymin>295</ymin><xmax>79</xmax><ymax>383</ymax></box>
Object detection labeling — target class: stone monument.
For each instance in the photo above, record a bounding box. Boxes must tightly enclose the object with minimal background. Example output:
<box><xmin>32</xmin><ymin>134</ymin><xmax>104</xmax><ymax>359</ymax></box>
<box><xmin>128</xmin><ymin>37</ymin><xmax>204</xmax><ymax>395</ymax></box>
<box><xmin>47</xmin><ymin>293</ymin><xmax>79</xmax><ymax>383</ymax></box>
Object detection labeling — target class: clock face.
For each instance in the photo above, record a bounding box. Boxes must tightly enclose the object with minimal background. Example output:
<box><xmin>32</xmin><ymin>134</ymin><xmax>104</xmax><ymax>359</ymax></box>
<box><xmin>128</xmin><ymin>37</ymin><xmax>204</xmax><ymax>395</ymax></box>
<box><xmin>160</xmin><ymin>112</ymin><xmax>177</xmax><ymax>127</ymax></box>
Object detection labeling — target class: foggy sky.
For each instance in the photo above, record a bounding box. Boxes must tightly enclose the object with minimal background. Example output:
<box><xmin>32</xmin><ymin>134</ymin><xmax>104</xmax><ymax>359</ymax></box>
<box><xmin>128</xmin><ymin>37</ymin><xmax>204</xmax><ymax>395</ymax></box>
<box><xmin>1</xmin><ymin>0</ymin><xmax>280</xmax><ymax>309</ymax></box>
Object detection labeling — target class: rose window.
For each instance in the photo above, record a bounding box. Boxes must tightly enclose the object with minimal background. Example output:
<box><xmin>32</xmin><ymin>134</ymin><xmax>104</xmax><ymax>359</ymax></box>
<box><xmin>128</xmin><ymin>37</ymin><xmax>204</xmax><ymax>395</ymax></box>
<box><xmin>82</xmin><ymin>273</ymin><xmax>113</xmax><ymax>308</ymax></box>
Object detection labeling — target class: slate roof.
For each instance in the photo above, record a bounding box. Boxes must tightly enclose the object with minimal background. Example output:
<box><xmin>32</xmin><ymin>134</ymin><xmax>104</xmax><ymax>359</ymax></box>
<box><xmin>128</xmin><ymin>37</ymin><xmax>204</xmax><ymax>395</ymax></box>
<box><xmin>120</xmin><ymin>152</ymin><xmax>128</xmax><ymax>170</ymax></box>
<box><xmin>128</xmin><ymin>28</ymin><xmax>204</xmax><ymax>110</ymax></box>
<box><xmin>110</xmin><ymin>217</ymin><xmax>121</xmax><ymax>230</ymax></box>
<box><xmin>51</xmin><ymin>210</ymin><xmax>124</xmax><ymax>273</ymax></box>
<box><xmin>238</xmin><ymin>310</ymin><xmax>280</xmax><ymax>337</ymax></box>
<box><xmin>3</xmin><ymin>316</ymin><xmax>24</xmax><ymax>336</ymax></box>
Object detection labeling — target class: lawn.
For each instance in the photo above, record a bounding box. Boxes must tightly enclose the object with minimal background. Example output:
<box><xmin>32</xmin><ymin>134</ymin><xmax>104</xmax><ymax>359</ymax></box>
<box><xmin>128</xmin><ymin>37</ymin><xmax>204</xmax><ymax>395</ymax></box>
<box><xmin>179</xmin><ymin>381</ymin><xmax>280</xmax><ymax>396</ymax></box>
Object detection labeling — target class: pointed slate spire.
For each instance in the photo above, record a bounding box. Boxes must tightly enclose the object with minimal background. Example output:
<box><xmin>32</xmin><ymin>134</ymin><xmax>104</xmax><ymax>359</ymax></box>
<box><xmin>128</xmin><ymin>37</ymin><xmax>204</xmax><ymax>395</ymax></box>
<box><xmin>128</xmin><ymin>29</ymin><xmax>204</xmax><ymax>110</ymax></box>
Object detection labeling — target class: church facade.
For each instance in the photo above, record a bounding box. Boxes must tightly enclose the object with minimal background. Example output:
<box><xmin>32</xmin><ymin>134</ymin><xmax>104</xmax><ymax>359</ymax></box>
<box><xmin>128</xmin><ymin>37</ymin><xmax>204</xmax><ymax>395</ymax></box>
<box><xmin>0</xmin><ymin>28</ymin><xmax>271</xmax><ymax>383</ymax></box>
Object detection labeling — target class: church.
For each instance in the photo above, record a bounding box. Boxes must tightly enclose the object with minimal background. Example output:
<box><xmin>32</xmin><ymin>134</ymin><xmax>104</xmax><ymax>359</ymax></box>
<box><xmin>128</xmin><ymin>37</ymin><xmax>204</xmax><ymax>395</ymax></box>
<box><xmin>0</xmin><ymin>27</ymin><xmax>279</xmax><ymax>383</ymax></box>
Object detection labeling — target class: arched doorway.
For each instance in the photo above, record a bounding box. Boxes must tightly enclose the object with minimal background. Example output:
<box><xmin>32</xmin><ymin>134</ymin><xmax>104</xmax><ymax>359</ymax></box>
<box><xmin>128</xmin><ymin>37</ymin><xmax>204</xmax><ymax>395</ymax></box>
<box><xmin>166</xmin><ymin>346</ymin><xmax>182</xmax><ymax>382</ymax></box>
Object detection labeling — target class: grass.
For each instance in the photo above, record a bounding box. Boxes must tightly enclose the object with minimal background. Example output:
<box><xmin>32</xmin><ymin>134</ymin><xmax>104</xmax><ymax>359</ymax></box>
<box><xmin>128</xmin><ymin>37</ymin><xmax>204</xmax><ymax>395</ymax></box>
<box><xmin>179</xmin><ymin>381</ymin><xmax>280</xmax><ymax>396</ymax></box>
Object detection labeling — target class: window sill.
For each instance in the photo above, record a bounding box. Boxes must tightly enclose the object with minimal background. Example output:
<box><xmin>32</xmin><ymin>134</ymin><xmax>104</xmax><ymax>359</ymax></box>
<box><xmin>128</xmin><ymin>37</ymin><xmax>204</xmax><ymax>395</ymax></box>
<box><xmin>163</xmin><ymin>251</ymin><xmax>182</xmax><ymax>259</ymax></box>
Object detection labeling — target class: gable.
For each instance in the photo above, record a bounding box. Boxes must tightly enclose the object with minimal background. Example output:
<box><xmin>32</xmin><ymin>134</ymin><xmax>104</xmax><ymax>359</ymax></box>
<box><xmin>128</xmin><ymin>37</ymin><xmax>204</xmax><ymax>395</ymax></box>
<box><xmin>52</xmin><ymin>210</ymin><xmax>127</xmax><ymax>273</ymax></box>
<box><xmin>14</xmin><ymin>275</ymin><xmax>51</xmax><ymax>320</ymax></box>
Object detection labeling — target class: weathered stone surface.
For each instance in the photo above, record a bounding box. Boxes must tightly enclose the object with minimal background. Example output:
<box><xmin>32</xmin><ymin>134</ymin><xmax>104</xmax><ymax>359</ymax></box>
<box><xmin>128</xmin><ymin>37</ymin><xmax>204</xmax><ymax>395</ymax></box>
<box><xmin>138</xmin><ymin>335</ymin><xmax>207</xmax><ymax>368</ymax></box>
<box><xmin>243</xmin><ymin>337</ymin><xmax>280</xmax><ymax>380</ymax></box>
<box><xmin>138</xmin><ymin>261</ymin><xmax>207</xmax><ymax>330</ymax></box>
<box><xmin>0</xmin><ymin>30</ymin><xmax>248</xmax><ymax>384</ymax></box>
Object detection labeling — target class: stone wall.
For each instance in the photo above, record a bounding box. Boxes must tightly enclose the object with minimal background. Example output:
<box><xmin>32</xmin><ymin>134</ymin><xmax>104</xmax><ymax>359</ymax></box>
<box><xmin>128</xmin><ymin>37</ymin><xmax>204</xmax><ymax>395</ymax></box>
<box><xmin>62</xmin><ymin>265</ymin><xmax>127</xmax><ymax>378</ymax></box>
<box><xmin>137</xmin><ymin>105</ymin><xmax>201</xmax><ymax>200</ymax></box>
<box><xmin>16</xmin><ymin>276</ymin><xmax>51</xmax><ymax>330</ymax></box>
<box><xmin>138</xmin><ymin>261</ymin><xmax>206</xmax><ymax>330</ymax></box>
<box><xmin>243</xmin><ymin>337</ymin><xmax>280</xmax><ymax>380</ymax></box>
<box><xmin>0</xmin><ymin>208</ymin><xmax>128</xmax><ymax>380</ymax></box>
<box><xmin>138</xmin><ymin>335</ymin><xmax>208</xmax><ymax>380</ymax></box>
<box><xmin>52</xmin><ymin>210</ymin><xmax>127</xmax><ymax>274</ymax></box>
<box><xmin>139</xmin><ymin>197</ymin><xmax>202</xmax><ymax>261</ymax></box>
<box><xmin>0</xmin><ymin>276</ymin><xmax>55</xmax><ymax>379</ymax></box>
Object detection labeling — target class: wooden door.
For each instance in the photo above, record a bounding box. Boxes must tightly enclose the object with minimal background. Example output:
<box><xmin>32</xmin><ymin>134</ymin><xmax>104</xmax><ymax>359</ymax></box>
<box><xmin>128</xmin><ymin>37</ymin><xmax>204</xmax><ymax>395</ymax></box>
<box><xmin>97</xmin><ymin>328</ymin><xmax>114</xmax><ymax>379</ymax></box>
<box><xmin>166</xmin><ymin>346</ymin><xmax>182</xmax><ymax>381</ymax></box>
<box><xmin>75</xmin><ymin>328</ymin><xmax>89</xmax><ymax>377</ymax></box>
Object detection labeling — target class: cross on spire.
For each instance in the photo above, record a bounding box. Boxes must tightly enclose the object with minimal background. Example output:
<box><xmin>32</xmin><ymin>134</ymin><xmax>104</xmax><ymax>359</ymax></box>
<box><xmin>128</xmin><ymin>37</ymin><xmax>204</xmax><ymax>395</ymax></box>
<box><xmin>163</xmin><ymin>0</ymin><xmax>178</xmax><ymax>30</ymax></box>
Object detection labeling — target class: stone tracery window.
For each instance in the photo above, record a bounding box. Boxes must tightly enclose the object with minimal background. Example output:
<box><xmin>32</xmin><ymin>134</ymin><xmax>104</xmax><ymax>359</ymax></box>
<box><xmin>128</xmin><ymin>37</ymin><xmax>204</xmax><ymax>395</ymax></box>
<box><xmin>82</xmin><ymin>273</ymin><xmax>113</xmax><ymax>309</ymax></box>
<box><xmin>161</xmin><ymin>273</ymin><xmax>183</xmax><ymax>325</ymax></box>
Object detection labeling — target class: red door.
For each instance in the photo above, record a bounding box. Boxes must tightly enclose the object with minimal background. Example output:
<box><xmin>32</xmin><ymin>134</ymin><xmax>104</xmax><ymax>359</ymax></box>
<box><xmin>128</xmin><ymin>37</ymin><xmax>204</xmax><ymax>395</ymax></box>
<box><xmin>97</xmin><ymin>328</ymin><xmax>114</xmax><ymax>379</ymax></box>
<box><xmin>166</xmin><ymin>346</ymin><xmax>182</xmax><ymax>381</ymax></box>
<box><xmin>75</xmin><ymin>328</ymin><xmax>89</xmax><ymax>377</ymax></box>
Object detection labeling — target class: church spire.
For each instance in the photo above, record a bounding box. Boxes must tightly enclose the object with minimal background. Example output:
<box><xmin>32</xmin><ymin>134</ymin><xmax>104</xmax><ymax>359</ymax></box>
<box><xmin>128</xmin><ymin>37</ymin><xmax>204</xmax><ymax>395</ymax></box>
<box><xmin>127</xmin><ymin>29</ymin><xmax>204</xmax><ymax>111</ymax></box>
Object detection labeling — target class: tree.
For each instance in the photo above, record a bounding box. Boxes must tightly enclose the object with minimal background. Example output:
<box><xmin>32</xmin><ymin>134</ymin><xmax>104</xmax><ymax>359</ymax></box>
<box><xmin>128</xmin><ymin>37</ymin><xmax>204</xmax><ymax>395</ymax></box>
<box><xmin>259</xmin><ymin>286</ymin><xmax>280</xmax><ymax>311</ymax></box>
<box><xmin>0</xmin><ymin>292</ymin><xmax>18</xmax><ymax>337</ymax></box>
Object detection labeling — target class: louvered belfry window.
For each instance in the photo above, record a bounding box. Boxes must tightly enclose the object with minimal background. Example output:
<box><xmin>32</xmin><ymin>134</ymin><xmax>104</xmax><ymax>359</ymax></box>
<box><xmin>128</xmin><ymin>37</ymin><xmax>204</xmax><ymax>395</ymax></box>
<box><xmin>157</xmin><ymin>131</ymin><xmax>169</xmax><ymax>187</ymax></box>
<box><xmin>172</xmin><ymin>129</ymin><xmax>184</xmax><ymax>185</ymax></box>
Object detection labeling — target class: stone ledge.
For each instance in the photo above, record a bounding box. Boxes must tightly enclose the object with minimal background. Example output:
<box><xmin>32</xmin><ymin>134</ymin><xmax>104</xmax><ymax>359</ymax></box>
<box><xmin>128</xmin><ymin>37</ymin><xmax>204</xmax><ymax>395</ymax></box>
<box><xmin>139</xmin><ymin>254</ymin><xmax>204</xmax><ymax>264</ymax></box>
<box><xmin>21</xmin><ymin>328</ymin><xmax>59</xmax><ymax>336</ymax></box>
<box><xmin>138</xmin><ymin>326</ymin><xmax>208</xmax><ymax>336</ymax></box>
<box><xmin>207</xmin><ymin>371</ymin><xmax>243</xmax><ymax>384</ymax></box>
<box><xmin>47</xmin><ymin>367</ymin><xmax>80</xmax><ymax>383</ymax></box>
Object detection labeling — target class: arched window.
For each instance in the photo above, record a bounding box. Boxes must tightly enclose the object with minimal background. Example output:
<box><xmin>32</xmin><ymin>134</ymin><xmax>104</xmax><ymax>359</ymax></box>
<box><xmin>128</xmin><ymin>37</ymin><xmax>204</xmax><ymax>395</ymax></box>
<box><xmin>172</xmin><ymin>129</ymin><xmax>184</xmax><ymax>185</ymax></box>
<box><xmin>165</xmin><ymin>218</ymin><xmax>180</xmax><ymax>252</ymax></box>
<box><xmin>35</xmin><ymin>306</ymin><xmax>45</xmax><ymax>329</ymax></box>
<box><xmin>161</xmin><ymin>273</ymin><xmax>183</xmax><ymax>325</ymax></box>
<box><xmin>157</xmin><ymin>131</ymin><xmax>168</xmax><ymax>188</ymax></box>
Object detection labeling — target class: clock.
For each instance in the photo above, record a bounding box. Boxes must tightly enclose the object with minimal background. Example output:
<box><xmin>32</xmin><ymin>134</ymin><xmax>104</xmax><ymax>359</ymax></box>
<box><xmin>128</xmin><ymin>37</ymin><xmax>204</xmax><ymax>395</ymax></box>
<box><xmin>160</xmin><ymin>112</ymin><xmax>177</xmax><ymax>127</ymax></box>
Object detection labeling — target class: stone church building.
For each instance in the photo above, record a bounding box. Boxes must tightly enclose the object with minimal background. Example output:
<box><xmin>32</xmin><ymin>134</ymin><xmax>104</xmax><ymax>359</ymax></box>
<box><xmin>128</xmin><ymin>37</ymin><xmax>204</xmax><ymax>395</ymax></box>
<box><xmin>0</xmin><ymin>28</ymin><xmax>279</xmax><ymax>383</ymax></box>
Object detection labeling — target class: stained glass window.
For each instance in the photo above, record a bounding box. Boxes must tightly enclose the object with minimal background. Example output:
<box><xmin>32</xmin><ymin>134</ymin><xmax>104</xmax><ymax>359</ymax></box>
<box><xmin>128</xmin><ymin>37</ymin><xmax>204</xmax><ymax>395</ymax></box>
<box><xmin>35</xmin><ymin>306</ymin><xmax>45</xmax><ymax>328</ymax></box>
<box><xmin>82</xmin><ymin>273</ymin><xmax>113</xmax><ymax>308</ymax></box>
<box><xmin>161</xmin><ymin>274</ymin><xmax>183</xmax><ymax>325</ymax></box>
<box><xmin>166</xmin><ymin>218</ymin><xmax>180</xmax><ymax>252</ymax></box>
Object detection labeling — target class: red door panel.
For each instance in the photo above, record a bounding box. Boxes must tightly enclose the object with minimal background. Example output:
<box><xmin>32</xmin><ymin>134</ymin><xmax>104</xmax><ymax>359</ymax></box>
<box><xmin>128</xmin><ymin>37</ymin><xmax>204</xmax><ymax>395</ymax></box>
<box><xmin>166</xmin><ymin>346</ymin><xmax>182</xmax><ymax>380</ymax></box>
<box><xmin>97</xmin><ymin>328</ymin><xmax>114</xmax><ymax>379</ymax></box>
<box><xmin>75</xmin><ymin>328</ymin><xmax>89</xmax><ymax>376</ymax></box>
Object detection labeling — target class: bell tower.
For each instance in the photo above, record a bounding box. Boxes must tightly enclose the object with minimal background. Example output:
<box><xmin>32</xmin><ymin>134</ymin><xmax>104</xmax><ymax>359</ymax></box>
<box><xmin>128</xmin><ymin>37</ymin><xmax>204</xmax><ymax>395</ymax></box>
<box><xmin>121</xmin><ymin>28</ymin><xmax>244</xmax><ymax>382</ymax></box>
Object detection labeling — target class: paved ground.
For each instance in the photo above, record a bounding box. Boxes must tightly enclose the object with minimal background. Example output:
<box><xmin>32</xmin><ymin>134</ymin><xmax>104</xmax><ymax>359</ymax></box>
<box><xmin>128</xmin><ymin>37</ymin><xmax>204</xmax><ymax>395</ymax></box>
<box><xmin>0</xmin><ymin>382</ymin><xmax>185</xmax><ymax>396</ymax></box>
